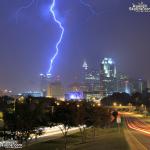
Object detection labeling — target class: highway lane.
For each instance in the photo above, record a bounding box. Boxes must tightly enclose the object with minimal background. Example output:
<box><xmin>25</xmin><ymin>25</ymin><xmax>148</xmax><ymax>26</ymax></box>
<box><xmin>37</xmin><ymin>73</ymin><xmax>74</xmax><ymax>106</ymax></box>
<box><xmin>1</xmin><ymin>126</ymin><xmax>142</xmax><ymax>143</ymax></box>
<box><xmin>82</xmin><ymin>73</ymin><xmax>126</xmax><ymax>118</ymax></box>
<box><xmin>27</xmin><ymin>125</ymin><xmax>80</xmax><ymax>146</ymax></box>
<box><xmin>124</xmin><ymin>113</ymin><xmax>150</xmax><ymax>150</ymax></box>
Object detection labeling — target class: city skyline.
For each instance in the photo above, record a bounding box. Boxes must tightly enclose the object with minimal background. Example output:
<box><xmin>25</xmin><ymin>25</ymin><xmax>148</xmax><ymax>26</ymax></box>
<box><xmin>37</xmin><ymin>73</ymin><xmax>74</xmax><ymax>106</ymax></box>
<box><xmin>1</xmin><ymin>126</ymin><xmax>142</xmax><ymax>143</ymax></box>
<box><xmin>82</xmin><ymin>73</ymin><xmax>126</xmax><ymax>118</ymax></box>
<box><xmin>0</xmin><ymin>0</ymin><xmax>150</xmax><ymax>93</ymax></box>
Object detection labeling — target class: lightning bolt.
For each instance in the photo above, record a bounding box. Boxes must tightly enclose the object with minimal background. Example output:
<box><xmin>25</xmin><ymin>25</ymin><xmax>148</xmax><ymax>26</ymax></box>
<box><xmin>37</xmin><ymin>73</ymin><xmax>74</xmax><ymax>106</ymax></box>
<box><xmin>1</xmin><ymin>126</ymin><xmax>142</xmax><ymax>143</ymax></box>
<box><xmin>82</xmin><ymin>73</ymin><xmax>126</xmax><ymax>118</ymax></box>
<box><xmin>15</xmin><ymin>0</ymin><xmax>35</xmax><ymax>24</ymax></box>
<box><xmin>48</xmin><ymin>0</ymin><xmax>64</xmax><ymax>75</ymax></box>
<box><xmin>80</xmin><ymin>0</ymin><xmax>98</xmax><ymax>15</ymax></box>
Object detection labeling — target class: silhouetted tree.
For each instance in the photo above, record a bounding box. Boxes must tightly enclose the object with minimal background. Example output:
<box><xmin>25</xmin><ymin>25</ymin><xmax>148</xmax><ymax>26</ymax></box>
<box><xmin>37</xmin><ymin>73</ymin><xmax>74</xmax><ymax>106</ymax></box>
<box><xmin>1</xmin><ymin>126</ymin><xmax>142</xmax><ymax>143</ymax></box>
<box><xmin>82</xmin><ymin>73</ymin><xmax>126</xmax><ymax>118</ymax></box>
<box><xmin>52</xmin><ymin>101</ymin><xmax>77</xmax><ymax>150</ymax></box>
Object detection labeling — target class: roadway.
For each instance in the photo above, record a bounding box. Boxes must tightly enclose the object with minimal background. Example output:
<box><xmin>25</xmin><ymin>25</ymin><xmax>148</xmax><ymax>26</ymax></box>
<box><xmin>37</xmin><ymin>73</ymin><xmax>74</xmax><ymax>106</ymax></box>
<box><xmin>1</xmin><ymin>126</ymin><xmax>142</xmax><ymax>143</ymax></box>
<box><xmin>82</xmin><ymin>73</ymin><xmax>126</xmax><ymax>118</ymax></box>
<box><xmin>27</xmin><ymin>125</ymin><xmax>80</xmax><ymax>146</ymax></box>
<box><xmin>124</xmin><ymin>112</ymin><xmax>150</xmax><ymax>150</ymax></box>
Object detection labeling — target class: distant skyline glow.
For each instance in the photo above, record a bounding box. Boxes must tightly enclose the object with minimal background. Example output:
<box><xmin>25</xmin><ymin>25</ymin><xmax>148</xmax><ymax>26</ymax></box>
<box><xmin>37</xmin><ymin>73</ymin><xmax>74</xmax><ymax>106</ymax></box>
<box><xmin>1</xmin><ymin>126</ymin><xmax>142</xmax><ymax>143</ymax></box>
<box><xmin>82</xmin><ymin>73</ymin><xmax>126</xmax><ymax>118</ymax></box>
<box><xmin>0</xmin><ymin>0</ymin><xmax>150</xmax><ymax>92</ymax></box>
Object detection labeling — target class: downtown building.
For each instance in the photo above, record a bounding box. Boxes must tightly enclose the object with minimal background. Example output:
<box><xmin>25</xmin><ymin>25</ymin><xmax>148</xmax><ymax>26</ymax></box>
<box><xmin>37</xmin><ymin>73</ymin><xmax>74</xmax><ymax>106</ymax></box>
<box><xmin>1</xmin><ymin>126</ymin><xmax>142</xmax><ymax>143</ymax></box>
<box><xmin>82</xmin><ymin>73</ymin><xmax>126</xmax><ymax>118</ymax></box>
<box><xmin>64</xmin><ymin>60</ymin><xmax>101</xmax><ymax>101</ymax></box>
<box><xmin>65</xmin><ymin>60</ymin><xmax>101</xmax><ymax>101</ymax></box>
<box><xmin>116</xmin><ymin>73</ymin><xmax>147</xmax><ymax>94</ymax></box>
<box><xmin>40</xmin><ymin>73</ymin><xmax>52</xmax><ymax>97</ymax></box>
<box><xmin>100</xmin><ymin>58</ymin><xmax>117</xmax><ymax>97</ymax></box>
<box><xmin>116</xmin><ymin>72</ymin><xmax>130</xmax><ymax>94</ymax></box>
<box><xmin>99</xmin><ymin>58</ymin><xmax>147</xmax><ymax>98</ymax></box>
<box><xmin>81</xmin><ymin>60</ymin><xmax>101</xmax><ymax>101</ymax></box>
<box><xmin>129</xmin><ymin>78</ymin><xmax>147</xmax><ymax>93</ymax></box>
<box><xmin>40</xmin><ymin>74</ymin><xmax>64</xmax><ymax>100</ymax></box>
<box><xmin>66</xmin><ymin>58</ymin><xmax>147</xmax><ymax>101</ymax></box>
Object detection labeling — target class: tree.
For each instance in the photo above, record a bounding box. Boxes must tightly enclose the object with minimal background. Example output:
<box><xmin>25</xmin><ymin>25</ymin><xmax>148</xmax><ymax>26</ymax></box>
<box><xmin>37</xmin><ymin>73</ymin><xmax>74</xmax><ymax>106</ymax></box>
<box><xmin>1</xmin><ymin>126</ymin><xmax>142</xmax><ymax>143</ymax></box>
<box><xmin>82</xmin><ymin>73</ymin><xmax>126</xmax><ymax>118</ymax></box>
<box><xmin>52</xmin><ymin>101</ymin><xmax>77</xmax><ymax>150</ymax></box>
<box><xmin>101</xmin><ymin>92</ymin><xmax>132</xmax><ymax>106</ymax></box>
<box><xmin>3</xmin><ymin>96</ymin><xmax>54</xmax><ymax>143</ymax></box>
<box><xmin>76</xmin><ymin>101</ymin><xmax>110</xmax><ymax>142</ymax></box>
<box><xmin>84</xmin><ymin>102</ymin><xmax>110</xmax><ymax>140</ymax></box>
<box><xmin>75</xmin><ymin>101</ymin><xmax>87</xmax><ymax>143</ymax></box>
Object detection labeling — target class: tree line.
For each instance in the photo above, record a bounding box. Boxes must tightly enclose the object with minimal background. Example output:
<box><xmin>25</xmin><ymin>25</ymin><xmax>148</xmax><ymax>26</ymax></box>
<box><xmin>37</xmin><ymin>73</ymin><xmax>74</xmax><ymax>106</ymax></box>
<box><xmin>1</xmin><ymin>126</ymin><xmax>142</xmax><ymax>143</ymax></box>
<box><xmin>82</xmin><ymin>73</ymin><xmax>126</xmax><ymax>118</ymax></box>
<box><xmin>101</xmin><ymin>89</ymin><xmax>150</xmax><ymax>112</ymax></box>
<box><xmin>0</xmin><ymin>96</ymin><xmax>110</xmax><ymax>149</ymax></box>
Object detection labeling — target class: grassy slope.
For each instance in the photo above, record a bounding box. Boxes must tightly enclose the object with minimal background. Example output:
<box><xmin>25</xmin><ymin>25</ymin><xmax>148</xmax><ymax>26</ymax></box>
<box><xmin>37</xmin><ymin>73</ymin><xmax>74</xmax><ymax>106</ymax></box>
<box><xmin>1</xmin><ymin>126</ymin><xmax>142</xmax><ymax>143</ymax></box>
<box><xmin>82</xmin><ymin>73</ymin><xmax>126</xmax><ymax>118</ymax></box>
<box><xmin>72</xmin><ymin>128</ymin><xmax>129</xmax><ymax>150</ymax></box>
<box><xmin>23</xmin><ymin>127</ymin><xmax>129</xmax><ymax>150</ymax></box>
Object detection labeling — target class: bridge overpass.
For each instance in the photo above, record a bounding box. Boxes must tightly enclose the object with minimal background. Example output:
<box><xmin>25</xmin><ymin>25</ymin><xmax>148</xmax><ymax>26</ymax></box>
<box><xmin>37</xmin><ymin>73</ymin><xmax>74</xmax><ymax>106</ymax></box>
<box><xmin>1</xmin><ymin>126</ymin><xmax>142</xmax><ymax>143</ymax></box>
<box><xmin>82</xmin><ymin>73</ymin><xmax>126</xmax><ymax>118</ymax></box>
<box><xmin>105</xmin><ymin>105</ymin><xmax>136</xmax><ymax>111</ymax></box>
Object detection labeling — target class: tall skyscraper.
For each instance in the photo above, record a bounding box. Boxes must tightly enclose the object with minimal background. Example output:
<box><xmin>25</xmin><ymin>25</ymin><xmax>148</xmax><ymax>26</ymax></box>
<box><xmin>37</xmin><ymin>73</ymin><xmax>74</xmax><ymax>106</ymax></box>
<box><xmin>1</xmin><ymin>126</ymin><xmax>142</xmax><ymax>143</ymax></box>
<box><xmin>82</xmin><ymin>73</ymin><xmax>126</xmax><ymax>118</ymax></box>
<box><xmin>130</xmin><ymin>78</ymin><xmax>147</xmax><ymax>93</ymax></box>
<box><xmin>82</xmin><ymin>60</ymin><xmax>100</xmax><ymax>92</ymax></box>
<box><xmin>100</xmin><ymin>58</ymin><xmax>117</xmax><ymax>97</ymax></box>
<box><xmin>99</xmin><ymin>58</ymin><xmax>147</xmax><ymax>97</ymax></box>
<box><xmin>82</xmin><ymin>60</ymin><xmax>88</xmax><ymax>70</ymax></box>
<box><xmin>40</xmin><ymin>73</ymin><xmax>52</xmax><ymax>97</ymax></box>
<box><xmin>116</xmin><ymin>72</ymin><xmax>130</xmax><ymax>93</ymax></box>
<box><xmin>81</xmin><ymin>60</ymin><xmax>101</xmax><ymax>100</ymax></box>
<box><xmin>84</xmin><ymin>69</ymin><xmax>100</xmax><ymax>91</ymax></box>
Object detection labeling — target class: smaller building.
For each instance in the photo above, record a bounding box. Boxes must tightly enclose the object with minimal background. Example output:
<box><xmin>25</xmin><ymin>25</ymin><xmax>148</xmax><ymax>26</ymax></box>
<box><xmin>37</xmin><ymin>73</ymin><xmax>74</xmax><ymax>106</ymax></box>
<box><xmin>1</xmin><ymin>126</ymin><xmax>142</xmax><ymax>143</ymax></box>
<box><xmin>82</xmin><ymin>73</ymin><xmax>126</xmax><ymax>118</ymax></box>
<box><xmin>84</xmin><ymin>91</ymin><xmax>101</xmax><ymax>102</ymax></box>
<box><xmin>47</xmin><ymin>81</ymin><xmax>64</xmax><ymax>100</ymax></box>
<box><xmin>130</xmin><ymin>78</ymin><xmax>147</xmax><ymax>93</ymax></box>
<box><xmin>65</xmin><ymin>91</ymin><xmax>84</xmax><ymax>100</ymax></box>
<box><xmin>19</xmin><ymin>91</ymin><xmax>43</xmax><ymax>97</ymax></box>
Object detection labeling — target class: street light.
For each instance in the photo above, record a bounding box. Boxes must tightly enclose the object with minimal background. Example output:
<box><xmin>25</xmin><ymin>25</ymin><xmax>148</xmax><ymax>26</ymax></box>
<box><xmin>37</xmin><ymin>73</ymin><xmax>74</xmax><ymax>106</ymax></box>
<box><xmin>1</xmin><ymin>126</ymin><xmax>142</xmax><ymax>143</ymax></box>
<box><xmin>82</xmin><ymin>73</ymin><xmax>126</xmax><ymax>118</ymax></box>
<box><xmin>56</xmin><ymin>102</ymin><xmax>60</xmax><ymax>106</ymax></box>
<box><xmin>113</xmin><ymin>102</ymin><xmax>117</xmax><ymax>106</ymax></box>
<box><xmin>97</xmin><ymin>103</ymin><xmax>101</xmax><ymax>107</ymax></box>
<box><xmin>77</xmin><ymin>104</ymin><xmax>80</xmax><ymax>108</ymax></box>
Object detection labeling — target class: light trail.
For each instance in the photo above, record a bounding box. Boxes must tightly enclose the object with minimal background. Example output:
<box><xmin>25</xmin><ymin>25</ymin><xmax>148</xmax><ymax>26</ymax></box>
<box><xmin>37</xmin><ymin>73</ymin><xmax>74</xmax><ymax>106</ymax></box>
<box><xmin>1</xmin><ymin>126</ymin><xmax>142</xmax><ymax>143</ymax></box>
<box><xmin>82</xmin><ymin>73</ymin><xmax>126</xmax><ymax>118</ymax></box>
<box><xmin>125</xmin><ymin>117</ymin><xmax>150</xmax><ymax>136</ymax></box>
<box><xmin>48</xmin><ymin>0</ymin><xmax>64</xmax><ymax>75</ymax></box>
<box><xmin>30</xmin><ymin>125</ymin><xmax>80</xmax><ymax>139</ymax></box>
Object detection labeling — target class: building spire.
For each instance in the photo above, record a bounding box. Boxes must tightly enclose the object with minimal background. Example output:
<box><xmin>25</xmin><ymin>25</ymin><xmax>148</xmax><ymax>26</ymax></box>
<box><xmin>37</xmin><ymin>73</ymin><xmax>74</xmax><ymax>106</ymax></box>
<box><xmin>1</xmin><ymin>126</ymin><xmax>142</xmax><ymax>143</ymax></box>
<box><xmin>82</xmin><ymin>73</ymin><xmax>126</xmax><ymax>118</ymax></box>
<box><xmin>82</xmin><ymin>60</ymin><xmax>88</xmax><ymax>70</ymax></box>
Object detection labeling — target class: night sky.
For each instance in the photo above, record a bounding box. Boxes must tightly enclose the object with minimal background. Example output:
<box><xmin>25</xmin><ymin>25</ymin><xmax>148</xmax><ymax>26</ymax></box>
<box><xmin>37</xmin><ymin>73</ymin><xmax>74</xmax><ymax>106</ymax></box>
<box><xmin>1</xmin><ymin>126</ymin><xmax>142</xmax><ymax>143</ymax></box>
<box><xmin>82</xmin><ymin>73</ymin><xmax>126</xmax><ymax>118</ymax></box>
<box><xmin>0</xmin><ymin>0</ymin><xmax>150</xmax><ymax>93</ymax></box>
